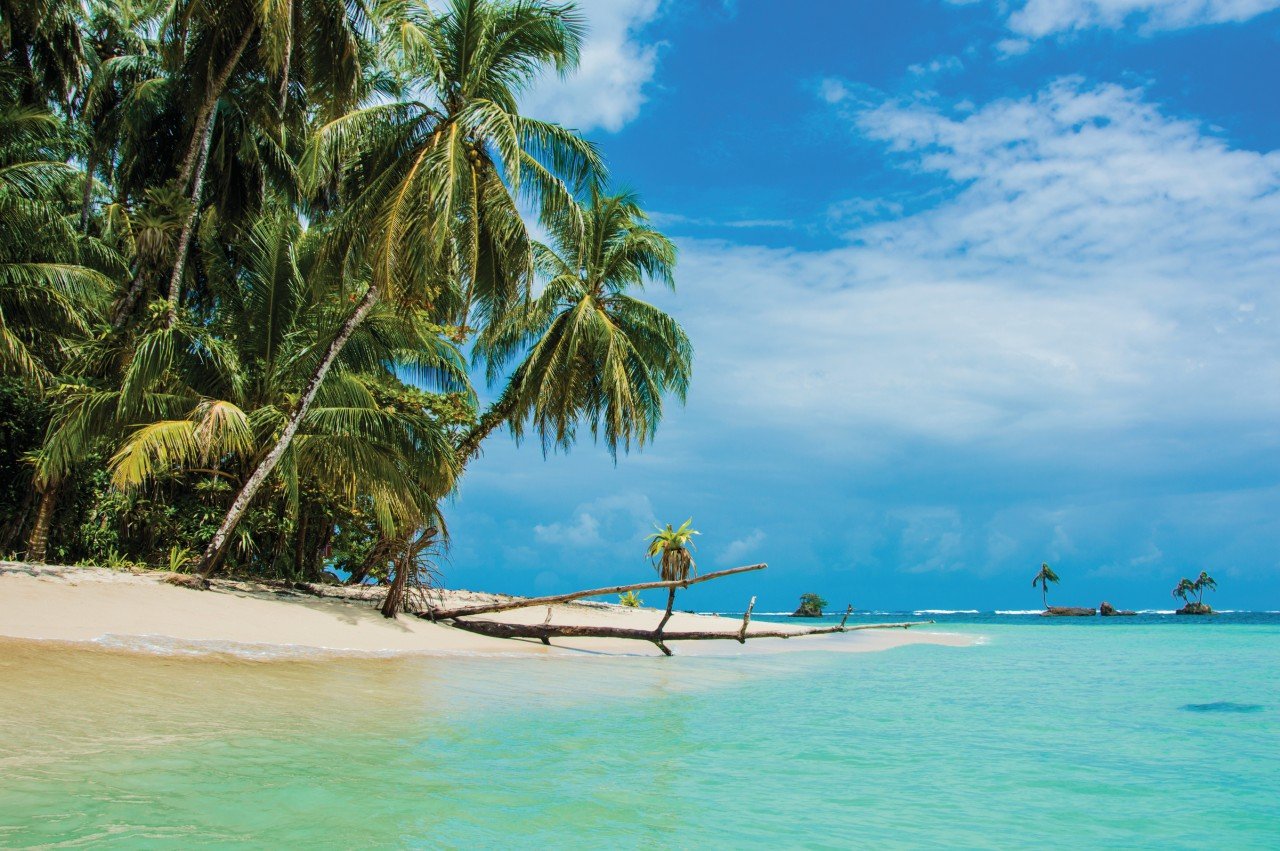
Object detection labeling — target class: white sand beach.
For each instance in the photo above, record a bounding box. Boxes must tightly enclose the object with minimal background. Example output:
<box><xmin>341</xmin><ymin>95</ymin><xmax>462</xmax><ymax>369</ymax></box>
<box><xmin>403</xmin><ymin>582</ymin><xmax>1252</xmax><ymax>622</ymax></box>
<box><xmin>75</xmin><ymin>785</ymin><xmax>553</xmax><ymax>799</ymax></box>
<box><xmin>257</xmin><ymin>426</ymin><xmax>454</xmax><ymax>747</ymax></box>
<box><xmin>0</xmin><ymin>563</ymin><xmax>969</xmax><ymax>658</ymax></box>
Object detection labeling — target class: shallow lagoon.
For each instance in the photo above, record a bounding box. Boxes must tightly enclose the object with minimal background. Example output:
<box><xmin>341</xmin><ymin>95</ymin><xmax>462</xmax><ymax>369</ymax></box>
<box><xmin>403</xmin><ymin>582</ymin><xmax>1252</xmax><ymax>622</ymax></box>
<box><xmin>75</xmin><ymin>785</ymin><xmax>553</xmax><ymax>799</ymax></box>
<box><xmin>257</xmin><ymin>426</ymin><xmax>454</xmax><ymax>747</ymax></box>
<box><xmin>2</xmin><ymin>616</ymin><xmax>1277</xmax><ymax>848</ymax></box>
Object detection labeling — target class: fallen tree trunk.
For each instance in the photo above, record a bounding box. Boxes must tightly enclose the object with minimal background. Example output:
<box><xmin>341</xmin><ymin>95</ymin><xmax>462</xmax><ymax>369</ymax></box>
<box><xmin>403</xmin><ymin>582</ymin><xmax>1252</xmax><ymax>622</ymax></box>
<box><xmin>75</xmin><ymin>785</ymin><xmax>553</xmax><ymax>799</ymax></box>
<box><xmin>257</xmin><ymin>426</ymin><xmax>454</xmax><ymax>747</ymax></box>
<box><xmin>444</xmin><ymin>616</ymin><xmax>934</xmax><ymax>656</ymax></box>
<box><xmin>419</xmin><ymin>563</ymin><xmax>767</xmax><ymax>621</ymax></box>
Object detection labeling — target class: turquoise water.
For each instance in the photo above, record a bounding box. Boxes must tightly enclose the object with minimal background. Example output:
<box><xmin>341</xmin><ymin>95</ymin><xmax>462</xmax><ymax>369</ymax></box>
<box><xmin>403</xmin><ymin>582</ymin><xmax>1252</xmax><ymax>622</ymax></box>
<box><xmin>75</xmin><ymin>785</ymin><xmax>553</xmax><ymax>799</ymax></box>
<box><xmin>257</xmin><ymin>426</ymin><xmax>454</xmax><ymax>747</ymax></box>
<box><xmin>2</xmin><ymin>619</ymin><xmax>1278</xmax><ymax>848</ymax></box>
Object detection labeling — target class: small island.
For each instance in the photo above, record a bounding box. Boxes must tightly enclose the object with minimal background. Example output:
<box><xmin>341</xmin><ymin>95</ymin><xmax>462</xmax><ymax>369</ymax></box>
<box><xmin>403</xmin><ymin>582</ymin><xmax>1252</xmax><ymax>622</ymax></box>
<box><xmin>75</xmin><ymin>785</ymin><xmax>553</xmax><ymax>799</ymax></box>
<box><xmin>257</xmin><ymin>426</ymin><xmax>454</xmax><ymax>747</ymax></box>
<box><xmin>1173</xmin><ymin>572</ymin><xmax>1217</xmax><ymax>615</ymax></box>
<box><xmin>1099</xmin><ymin>601</ymin><xmax>1136</xmax><ymax>617</ymax></box>
<box><xmin>1033</xmin><ymin>563</ymin><xmax>1096</xmax><ymax>616</ymax></box>
<box><xmin>791</xmin><ymin>592</ymin><xmax>827</xmax><ymax>618</ymax></box>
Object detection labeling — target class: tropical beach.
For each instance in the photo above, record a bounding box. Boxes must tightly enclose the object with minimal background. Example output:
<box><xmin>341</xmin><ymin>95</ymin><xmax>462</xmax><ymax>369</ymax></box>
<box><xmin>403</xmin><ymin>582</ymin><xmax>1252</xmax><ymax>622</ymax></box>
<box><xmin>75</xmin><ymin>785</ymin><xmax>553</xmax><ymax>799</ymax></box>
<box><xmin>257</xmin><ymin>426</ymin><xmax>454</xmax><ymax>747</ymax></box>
<box><xmin>3</xmin><ymin>0</ymin><xmax>1280</xmax><ymax>846</ymax></box>
<box><xmin>0</xmin><ymin>562</ymin><xmax>969</xmax><ymax>655</ymax></box>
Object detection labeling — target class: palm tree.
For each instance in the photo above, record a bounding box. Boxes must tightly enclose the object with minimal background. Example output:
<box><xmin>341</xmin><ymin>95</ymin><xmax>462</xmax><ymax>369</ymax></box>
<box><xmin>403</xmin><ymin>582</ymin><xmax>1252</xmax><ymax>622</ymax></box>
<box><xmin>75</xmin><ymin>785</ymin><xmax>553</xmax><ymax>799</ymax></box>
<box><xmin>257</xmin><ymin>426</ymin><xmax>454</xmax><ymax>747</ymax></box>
<box><xmin>0</xmin><ymin>0</ymin><xmax>86</xmax><ymax>108</ymax></box>
<box><xmin>1192</xmin><ymin>571</ymin><xmax>1217</xmax><ymax>606</ymax></box>
<box><xmin>1172</xmin><ymin>577</ymin><xmax>1196</xmax><ymax>605</ymax></box>
<box><xmin>103</xmin><ymin>210</ymin><xmax>467</xmax><ymax>573</ymax></box>
<box><xmin>1032</xmin><ymin>562</ymin><xmax>1059</xmax><ymax>609</ymax></box>
<box><xmin>157</xmin><ymin>0</ymin><xmax>380</xmax><ymax>327</ymax></box>
<box><xmin>196</xmin><ymin>0</ymin><xmax>600</xmax><ymax>576</ymax></box>
<box><xmin>0</xmin><ymin>90</ymin><xmax>116</xmax><ymax>384</ymax></box>
<box><xmin>462</xmin><ymin>188</ymin><xmax>692</xmax><ymax>460</ymax></box>
<box><xmin>646</xmin><ymin>519</ymin><xmax>699</xmax><ymax>583</ymax></box>
<box><xmin>644</xmin><ymin>518</ymin><xmax>699</xmax><ymax>634</ymax></box>
<box><xmin>0</xmin><ymin>79</ymin><xmax>123</xmax><ymax>562</ymax></box>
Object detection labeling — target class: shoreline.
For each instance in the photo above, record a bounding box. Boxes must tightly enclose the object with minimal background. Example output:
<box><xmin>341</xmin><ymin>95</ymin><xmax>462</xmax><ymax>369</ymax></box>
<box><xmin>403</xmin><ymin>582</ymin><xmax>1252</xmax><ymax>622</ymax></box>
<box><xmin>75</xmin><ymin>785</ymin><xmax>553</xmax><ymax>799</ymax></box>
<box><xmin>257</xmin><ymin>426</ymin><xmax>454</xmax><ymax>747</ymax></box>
<box><xmin>0</xmin><ymin>563</ymin><xmax>971</xmax><ymax>659</ymax></box>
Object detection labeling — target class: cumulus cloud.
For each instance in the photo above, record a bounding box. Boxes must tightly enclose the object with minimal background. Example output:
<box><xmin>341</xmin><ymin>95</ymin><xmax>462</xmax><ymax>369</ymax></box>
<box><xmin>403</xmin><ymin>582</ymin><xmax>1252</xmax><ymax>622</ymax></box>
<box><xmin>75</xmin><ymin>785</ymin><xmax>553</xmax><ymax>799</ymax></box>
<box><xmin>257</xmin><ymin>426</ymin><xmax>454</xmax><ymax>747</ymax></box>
<box><xmin>533</xmin><ymin>493</ymin><xmax>657</xmax><ymax>549</ymax></box>
<box><xmin>972</xmin><ymin>0</ymin><xmax>1280</xmax><ymax>39</ymax></box>
<box><xmin>520</xmin><ymin>0</ymin><xmax>665</xmax><ymax>132</ymax></box>
<box><xmin>717</xmin><ymin>529</ymin><xmax>767</xmax><ymax>566</ymax></box>
<box><xmin>670</xmin><ymin>79</ymin><xmax>1280</xmax><ymax>462</ymax></box>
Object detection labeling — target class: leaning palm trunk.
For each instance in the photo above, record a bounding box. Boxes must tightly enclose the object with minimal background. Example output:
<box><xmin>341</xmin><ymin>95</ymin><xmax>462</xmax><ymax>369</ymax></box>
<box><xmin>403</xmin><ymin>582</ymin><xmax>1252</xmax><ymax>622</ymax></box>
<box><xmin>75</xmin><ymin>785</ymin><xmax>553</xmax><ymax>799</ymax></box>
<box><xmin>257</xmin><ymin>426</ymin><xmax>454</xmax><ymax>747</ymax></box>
<box><xmin>380</xmin><ymin>527</ymin><xmax>439</xmax><ymax>618</ymax></box>
<box><xmin>26</xmin><ymin>482</ymin><xmax>59</xmax><ymax>564</ymax></box>
<box><xmin>165</xmin><ymin>26</ymin><xmax>256</xmax><ymax>327</ymax></box>
<box><xmin>379</xmin><ymin>540</ymin><xmax>413</xmax><ymax>619</ymax></box>
<box><xmin>198</xmin><ymin>284</ymin><xmax>380</xmax><ymax>576</ymax></box>
<box><xmin>454</xmin><ymin>377</ymin><xmax>523</xmax><ymax>464</ymax></box>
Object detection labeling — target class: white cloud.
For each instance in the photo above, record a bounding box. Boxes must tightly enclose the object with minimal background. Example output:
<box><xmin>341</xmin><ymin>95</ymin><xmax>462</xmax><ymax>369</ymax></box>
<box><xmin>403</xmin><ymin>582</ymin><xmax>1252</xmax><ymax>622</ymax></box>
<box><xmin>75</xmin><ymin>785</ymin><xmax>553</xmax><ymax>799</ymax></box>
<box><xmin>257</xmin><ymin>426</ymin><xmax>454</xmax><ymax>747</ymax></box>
<box><xmin>907</xmin><ymin>55</ymin><xmax>965</xmax><ymax>77</ymax></box>
<box><xmin>667</xmin><ymin>79</ymin><xmax>1280</xmax><ymax>459</ymax></box>
<box><xmin>717</xmin><ymin>529</ymin><xmax>766</xmax><ymax>566</ymax></box>
<box><xmin>820</xmin><ymin>78</ymin><xmax>851</xmax><ymax>104</ymax></box>
<box><xmin>533</xmin><ymin>493</ymin><xmax>656</xmax><ymax>549</ymax></box>
<box><xmin>520</xmin><ymin>0</ymin><xmax>665</xmax><ymax>132</ymax></box>
<box><xmin>986</xmin><ymin>0</ymin><xmax>1280</xmax><ymax>39</ymax></box>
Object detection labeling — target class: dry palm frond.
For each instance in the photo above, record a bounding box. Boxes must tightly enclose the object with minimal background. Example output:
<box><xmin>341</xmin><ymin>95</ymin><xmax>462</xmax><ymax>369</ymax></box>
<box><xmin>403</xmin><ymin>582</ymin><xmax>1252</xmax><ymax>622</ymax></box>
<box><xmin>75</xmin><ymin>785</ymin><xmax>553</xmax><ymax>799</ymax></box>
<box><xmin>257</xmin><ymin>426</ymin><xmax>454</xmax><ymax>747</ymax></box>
<box><xmin>645</xmin><ymin>518</ymin><xmax>699</xmax><ymax>583</ymax></box>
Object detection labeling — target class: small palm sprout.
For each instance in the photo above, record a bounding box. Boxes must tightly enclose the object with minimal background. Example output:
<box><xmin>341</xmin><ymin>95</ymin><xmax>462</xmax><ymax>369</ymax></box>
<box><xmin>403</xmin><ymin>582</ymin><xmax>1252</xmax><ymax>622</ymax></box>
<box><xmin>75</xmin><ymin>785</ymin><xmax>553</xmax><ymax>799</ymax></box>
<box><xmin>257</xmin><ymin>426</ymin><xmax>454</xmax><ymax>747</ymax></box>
<box><xmin>1033</xmin><ymin>562</ymin><xmax>1060</xmax><ymax>609</ymax></box>
<box><xmin>618</xmin><ymin>591</ymin><xmax>643</xmax><ymax>608</ymax></box>
<box><xmin>646</xmin><ymin>519</ymin><xmax>700</xmax><ymax>582</ymax></box>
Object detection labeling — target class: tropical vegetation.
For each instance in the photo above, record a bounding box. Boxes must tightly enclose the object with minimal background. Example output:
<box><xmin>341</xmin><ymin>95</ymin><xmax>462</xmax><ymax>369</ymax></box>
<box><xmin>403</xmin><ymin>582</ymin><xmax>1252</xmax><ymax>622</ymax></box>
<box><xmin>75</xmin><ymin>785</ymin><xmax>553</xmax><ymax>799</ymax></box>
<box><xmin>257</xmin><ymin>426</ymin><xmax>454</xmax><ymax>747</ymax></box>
<box><xmin>793</xmin><ymin>592</ymin><xmax>826</xmax><ymax>617</ymax></box>
<box><xmin>645</xmin><ymin>518</ymin><xmax>698</xmax><ymax>582</ymax></box>
<box><xmin>1032</xmin><ymin>562</ymin><xmax>1060</xmax><ymax>609</ymax></box>
<box><xmin>0</xmin><ymin>0</ymin><xmax>692</xmax><ymax>615</ymax></box>
<box><xmin>1172</xmin><ymin>571</ymin><xmax>1217</xmax><ymax>614</ymax></box>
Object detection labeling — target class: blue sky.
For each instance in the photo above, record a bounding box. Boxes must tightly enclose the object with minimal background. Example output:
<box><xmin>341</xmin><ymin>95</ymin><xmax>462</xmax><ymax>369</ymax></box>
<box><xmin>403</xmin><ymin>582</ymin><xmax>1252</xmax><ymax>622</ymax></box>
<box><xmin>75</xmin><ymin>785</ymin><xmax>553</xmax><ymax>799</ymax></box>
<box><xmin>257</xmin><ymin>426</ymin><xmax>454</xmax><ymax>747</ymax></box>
<box><xmin>444</xmin><ymin>0</ymin><xmax>1280</xmax><ymax>612</ymax></box>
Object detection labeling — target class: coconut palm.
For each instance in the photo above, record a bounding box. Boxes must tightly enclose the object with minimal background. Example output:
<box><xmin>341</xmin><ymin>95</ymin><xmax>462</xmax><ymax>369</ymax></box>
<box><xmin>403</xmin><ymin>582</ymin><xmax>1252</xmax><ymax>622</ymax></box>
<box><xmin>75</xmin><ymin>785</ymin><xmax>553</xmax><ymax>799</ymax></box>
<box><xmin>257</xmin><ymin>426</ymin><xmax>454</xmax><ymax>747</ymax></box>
<box><xmin>0</xmin><ymin>88</ymin><xmax>117</xmax><ymax>383</ymax></box>
<box><xmin>196</xmin><ymin>0</ymin><xmax>600</xmax><ymax>576</ymax></box>
<box><xmin>646</xmin><ymin>518</ymin><xmax>699</xmax><ymax>583</ymax></box>
<box><xmin>1032</xmin><ymin>562</ymin><xmax>1059</xmax><ymax>609</ymax></box>
<box><xmin>1192</xmin><ymin>571</ymin><xmax>1217</xmax><ymax>605</ymax></box>
<box><xmin>0</xmin><ymin>0</ymin><xmax>86</xmax><ymax>108</ymax></box>
<box><xmin>462</xmin><ymin>188</ymin><xmax>691</xmax><ymax>461</ymax></box>
<box><xmin>103</xmin><ymin>210</ymin><xmax>467</xmax><ymax>572</ymax></box>
<box><xmin>1172</xmin><ymin>577</ymin><xmax>1196</xmax><ymax>605</ymax></box>
<box><xmin>0</xmin><ymin>79</ymin><xmax>123</xmax><ymax>562</ymax></box>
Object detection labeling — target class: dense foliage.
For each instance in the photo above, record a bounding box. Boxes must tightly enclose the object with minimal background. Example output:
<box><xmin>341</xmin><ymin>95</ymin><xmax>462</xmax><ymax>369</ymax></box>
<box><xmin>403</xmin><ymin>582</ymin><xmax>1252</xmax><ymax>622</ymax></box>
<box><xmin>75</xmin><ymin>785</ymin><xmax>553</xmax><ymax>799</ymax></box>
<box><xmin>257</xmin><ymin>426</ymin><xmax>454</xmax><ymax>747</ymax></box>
<box><xmin>0</xmin><ymin>0</ymin><xmax>692</xmax><ymax>605</ymax></box>
<box><xmin>794</xmin><ymin>592</ymin><xmax>826</xmax><ymax>617</ymax></box>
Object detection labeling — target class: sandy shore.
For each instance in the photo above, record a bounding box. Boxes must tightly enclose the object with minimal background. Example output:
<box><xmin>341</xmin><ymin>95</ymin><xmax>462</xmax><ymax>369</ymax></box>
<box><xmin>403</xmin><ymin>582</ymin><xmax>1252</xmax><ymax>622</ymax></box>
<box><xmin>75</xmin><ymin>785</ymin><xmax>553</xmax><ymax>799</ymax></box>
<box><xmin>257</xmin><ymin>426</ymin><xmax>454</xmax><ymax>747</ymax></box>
<box><xmin>0</xmin><ymin>562</ymin><xmax>970</xmax><ymax>658</ymax></box>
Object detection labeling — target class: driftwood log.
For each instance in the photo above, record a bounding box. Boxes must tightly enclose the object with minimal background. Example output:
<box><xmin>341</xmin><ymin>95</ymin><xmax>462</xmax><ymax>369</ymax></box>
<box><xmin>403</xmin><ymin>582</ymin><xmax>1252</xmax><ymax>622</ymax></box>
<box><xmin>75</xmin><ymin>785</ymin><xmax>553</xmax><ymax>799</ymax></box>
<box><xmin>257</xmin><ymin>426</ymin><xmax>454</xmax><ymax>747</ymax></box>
<box><xmin>418</xmin><ymin>563</ymin><xmax>767</xmax><ymax>621</ymax></box>
<box><xmin>420</xmin><ymin>562</ymin><xmax>930</xmax><ymax>656</ymax></box>
<box><xmin>445</xmin><ymin>615</ymin><xmax>934</xmax><ymax>656</ymax></box>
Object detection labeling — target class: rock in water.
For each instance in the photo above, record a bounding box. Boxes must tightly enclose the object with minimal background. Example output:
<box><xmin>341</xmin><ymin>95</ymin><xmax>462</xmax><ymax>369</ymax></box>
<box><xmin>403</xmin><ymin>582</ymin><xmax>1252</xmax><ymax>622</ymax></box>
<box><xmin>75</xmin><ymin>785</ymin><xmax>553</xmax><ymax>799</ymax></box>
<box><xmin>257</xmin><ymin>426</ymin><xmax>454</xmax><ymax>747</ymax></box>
<box><xmin>1099</xmin><ymin>601</ymin><xmax>1136</xmax><ymax>616</ymax></box>
<box><xmin>1041</xmin><ymin>606</ymin><xmax>1096</xmax><ymax>617</ymax></box>
<box><xmin>1176</xmin><ymin>602</ymin><xmax>1213</xmax><ymax>615</ymax></box>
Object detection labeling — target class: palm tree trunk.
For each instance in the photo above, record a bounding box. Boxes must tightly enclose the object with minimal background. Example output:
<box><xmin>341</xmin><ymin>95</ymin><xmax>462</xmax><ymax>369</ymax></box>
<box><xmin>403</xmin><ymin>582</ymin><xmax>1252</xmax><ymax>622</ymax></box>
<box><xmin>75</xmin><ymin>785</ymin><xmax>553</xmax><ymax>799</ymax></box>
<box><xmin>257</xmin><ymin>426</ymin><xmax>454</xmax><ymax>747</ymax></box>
<box><xmin>165</xmin><ymin>25</ymin><xmax>256</xmax><ymax>327</ymax></box>
<box><xmin>379</xmin><ymin>542</ymin><xmax>411</xmax><ymax>618</ymax></box>
<box><xmin>111</xmin><ymin>271</ymin><xmax>149</xmax><ymax>329</ymax></box>
<box><xmin>1041</xmin><ymin>584</ymin><xmax>1047</xmax><ymax>609</ymax></box>
<box><xmin>79</xmin><ymin>146</ymin><xmax>96</xmax><ymax>234</ymax></box>
<box><xmin>653</xmin><ymin>588</ymin><xmax>678</xmax><ymax>656</ymax></box>
<box><xmin>26</xmin><ymin>482</ymin><xmax>59</xmax><ymax>564</ymax></box>
<box><xmin>176</xmin><ymin>26</ymin><xmax>256</xmax><ymax>189</ymax></box>
<box><xmin>198</xmin><ymin>284</ymin><xmax>380</xmax><ymax>577</ymax></box>
<box><xmin>454</xmin><ymin>376</ymin><xmax>523</xmax><ymax>464</ymax></box>
<box><xmin>1</xmin><ymin>483</ymin><xmax>37</xmax><ymax>554</ymax></box>
<box><xmin>293</xmin><ymin>508</ymin><xmax>309</xmax><ymax>578</ymax></box>
<box><xmin>164</xmin><ymin>112</ymin><xmax>217</xmax><ymax>327</ymax></box>
<box><xmin>277</xmin><ymin>2</ymin><xmax>293</xmax><ymax>116</ymax></box>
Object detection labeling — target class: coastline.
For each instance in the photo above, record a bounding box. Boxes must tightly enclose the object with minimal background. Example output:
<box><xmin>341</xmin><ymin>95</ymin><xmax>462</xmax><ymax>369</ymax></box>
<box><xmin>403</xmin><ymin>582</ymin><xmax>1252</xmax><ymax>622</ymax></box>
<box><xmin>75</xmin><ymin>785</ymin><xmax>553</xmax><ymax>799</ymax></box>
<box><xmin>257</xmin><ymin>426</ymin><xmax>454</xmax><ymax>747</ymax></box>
<box><xmin>0</xmin><ymin>563</ymin><xmax>970</xmax><ymax>658</ymax></box>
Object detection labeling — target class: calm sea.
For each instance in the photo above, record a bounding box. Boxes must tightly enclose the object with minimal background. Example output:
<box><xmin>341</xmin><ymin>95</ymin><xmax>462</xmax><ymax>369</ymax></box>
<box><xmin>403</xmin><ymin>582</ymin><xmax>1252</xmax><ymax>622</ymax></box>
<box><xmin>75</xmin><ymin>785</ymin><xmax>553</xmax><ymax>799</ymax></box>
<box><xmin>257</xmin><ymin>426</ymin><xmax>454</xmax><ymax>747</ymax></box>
<box><xmin>2</xmin><ymin>613</ymin><xmax>1277</xmax><ymax>848</ymax></box>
